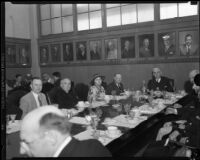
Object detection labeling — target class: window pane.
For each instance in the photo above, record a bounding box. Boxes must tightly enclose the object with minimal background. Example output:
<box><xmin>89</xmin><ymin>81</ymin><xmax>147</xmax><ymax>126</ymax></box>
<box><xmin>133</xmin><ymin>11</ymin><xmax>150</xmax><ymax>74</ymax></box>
<box><xmin>107</xmin><ymin>7</ymin><xmax>121</xmax><ymax>27</ymax></box>
<box><xmin>160</xmin><ymin>3</ymin><xmax>177</xmax><ymax>19</ymax></box>
<box><xmin>77</xmin><ymin>4</ymin><xmax>88</xmax><ymax>13</ymax></box>
<box><xmin>106</xmin><ymin>4</ymin><xmax>120</xmax><ymax>8</ymax></box>
<box><xmin>89</xmin><ymin>4</ymin><xmax>101</xmax><ymax>11</ymax></box>
<box><xmin>52</xmin><ymin>18</ymin><xmax>62</xmax><ymax>34</ymax></box>
<box><xmin>62</xmin><ymin>16</ymin><xmax>73</xmax><ymax>32</ymax></box>
<box><xmin>122</xmin><ymin>4</ymin><xmax>137</xmax><ymax>25</ymax></box>
<box><xmin>78</xmin><ymin>13</ymin><xmax>89</xmax><ymax>31</ymax></box>
<box><xmin>41</xmin><ymin>20</ymin><xmax>51</xmax><ymax>35</ymax></box>
<box><xmin>138</xmin><ymin>4</ymin><xmax>154</xmax><ymax>22</ymax></box>
<box><xmin>179</xmin><ymin>2</ymin><xmax>198</xmax><ymax>17</ymax></box>
<box><xmin>40</xmin><ymin>4</ymin><xmax>50</xmax><ymax>20</ymax></box>
<box><xmin>51</xmin><ymin>4</ymin><xmax>61</xmax><ymax>18</ymax></box>
<box><xmin>62</xmin><ymin>4</ymin><xmax>73</xmax><ymax>16</ymax></box>
<box><xmin>90</xmin><ymin>11</ymin><xmax>102</xmax><ymax>29</ymax></box>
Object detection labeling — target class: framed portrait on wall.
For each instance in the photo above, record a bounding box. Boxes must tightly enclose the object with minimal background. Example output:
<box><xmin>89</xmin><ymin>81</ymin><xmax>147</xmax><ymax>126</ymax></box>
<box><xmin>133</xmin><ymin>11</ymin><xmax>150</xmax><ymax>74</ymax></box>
<box><xmin>139</xmin><ymin>34</ymin><xmax>154</xmax><ymax>58</ymax></box>
<box><xmin>89</xmin><ymin>40</ymin><xmax>101</xmax><ymax>60</ymax></box>
<box><xmin>158</xmin><ymin>32</ymin><xmax>176</xmax><ymax>57</ymax></box>
<box><xmin>40</xmin><ymin>45</ymin><xmax>49</xmax><ymax>65</ymax></box>
<box><xmin>6</xmin><ymin>44</ymin><xmax>16</xmax><ymax>64</ymax></box>
<box><xmin>18</xmin><ymin>45</ymin><xmax>29</xmax><ymax>65</ymax></box>
<box><xmin>105</xmin><ymin>39</ymin><xmax>118</xmax><ymax>59</ymax></box>
<box><xmin>121</xmin><ymin>36</ymin><xmax>135</xmax><ymax>58</ymax></box>
<box><xmin>179</xmin><ymin>30</ymin><xmax>199</xmax><ymax>56</ymax></box>
<box><xmin>50</xmin><ymin>44</ymin><xmax>61</xmax><ymax>62</ymax></box>
<box><xmin>63</xmin><ymin>43</ymin><xmax>73</xmax><ymax>61</ymax></box>
<box><xmin>76</xmin><ymin>41</ymin><xmax>87</xmax><ymax>60</ymax></box>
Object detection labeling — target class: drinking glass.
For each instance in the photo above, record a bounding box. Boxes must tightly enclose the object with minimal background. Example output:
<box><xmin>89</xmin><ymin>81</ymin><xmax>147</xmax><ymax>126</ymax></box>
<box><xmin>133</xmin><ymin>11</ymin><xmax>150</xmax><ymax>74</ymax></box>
<box><xmin>124</xmin><ymin>104</ymin><xmax>131</xmax><ymax>118</ymax></box>
<box><xmin>10</xmin><ymin>114</ymin><xmax>16</xmax><ymax>123</ymax></box>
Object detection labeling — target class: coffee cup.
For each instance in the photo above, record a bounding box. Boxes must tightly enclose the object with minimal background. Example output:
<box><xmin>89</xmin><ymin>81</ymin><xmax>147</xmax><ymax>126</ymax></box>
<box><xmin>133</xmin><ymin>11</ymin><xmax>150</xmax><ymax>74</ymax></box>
<box><xmin>107</xmin><ymin>126</ymin><xmax>119</xmax><ymax>136</ymax></box>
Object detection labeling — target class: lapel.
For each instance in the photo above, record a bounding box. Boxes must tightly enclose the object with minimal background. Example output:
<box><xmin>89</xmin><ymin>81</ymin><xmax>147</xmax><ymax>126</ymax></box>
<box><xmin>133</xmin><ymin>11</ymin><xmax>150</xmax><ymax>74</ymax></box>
<box><xmin>59</xmin><ymin>138</ymin><xmax>78</xmax><ymax>157</ymax></box>
<box><xmin>29</xmin><ymin>92</ymin><xmax>38</xmax><ymax>109</ymax></box>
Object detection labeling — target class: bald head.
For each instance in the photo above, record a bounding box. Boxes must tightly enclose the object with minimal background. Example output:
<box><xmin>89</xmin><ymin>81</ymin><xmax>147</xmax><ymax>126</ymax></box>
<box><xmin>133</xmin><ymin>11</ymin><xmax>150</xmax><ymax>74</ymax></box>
<box><xmin>60</xmin><ymin>78</ymin><xmax>71</xmax><ymax>93</ymax></box>
<box><xmin>189</xmin><ymin>69</ymin><xmax>199</xmax><ymax>83</ymax></box>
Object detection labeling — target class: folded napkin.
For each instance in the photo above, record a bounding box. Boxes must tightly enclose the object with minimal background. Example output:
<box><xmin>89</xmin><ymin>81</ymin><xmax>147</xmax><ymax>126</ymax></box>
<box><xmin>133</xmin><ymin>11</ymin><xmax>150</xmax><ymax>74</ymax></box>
<box><xmin>6</xmin><ymin>120</ymin><xmax>21</xmax><ymax>134</ymax></box>
<box><xmin>69</xmin><ymin>116</ymin><xmax>90</xmax><ymax>125</ymax></box>
<box><xmin>91</xmin><ymin>101</ymin><xmax>108</xmax><ymax>108</ymax></box>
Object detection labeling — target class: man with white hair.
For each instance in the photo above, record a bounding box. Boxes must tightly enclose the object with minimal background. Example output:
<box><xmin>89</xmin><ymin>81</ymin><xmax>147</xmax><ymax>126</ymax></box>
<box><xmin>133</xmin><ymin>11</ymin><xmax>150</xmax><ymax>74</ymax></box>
<box><xmin>147</xmin><ymin>68</ymin><xmax>174</xmax><ymax>92</ymax></box>
<box><xmin>184</xmin><ymin>69</ymin><xmax>199</xmax><ymax>95</ymax></box>
<box><xmin>20</xmin><ymin>106</ymin><xmax>112</xmax><ymax>157</ymax></box>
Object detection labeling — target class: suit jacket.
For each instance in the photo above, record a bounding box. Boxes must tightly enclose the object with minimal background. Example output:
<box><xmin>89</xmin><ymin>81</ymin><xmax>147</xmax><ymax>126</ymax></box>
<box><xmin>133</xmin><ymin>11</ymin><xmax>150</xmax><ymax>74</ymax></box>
<box><xmin>90</xmin><ymin>50</ymin><xmax>100</xmax><ymax>60</ymax></box>
<box><xmin>59</xmin><ymin>138</ymin><xmax>112</xmax><ymax>157</ymax></box>
<box><xmin>160</xmin><ymin>44</ymin><xmax>175</xmax><ymax>56</ymax></box>
<box><xmin>19</xmin><ymin>92</ymin><xmax>47</xmax><ymax>119</ymax></box>
<box><xmin>48</xmin><ymin>87</ymin><xmax>79</xmax><ymax>109</ymax></box>
<box><xmin>122</xmin><ymin>48</ymin><xmax>135</xmax><ymax>58</ymax></box>
<box><xmin>139</xmin><ymin>46</ymin><xmax>152</xmax><ymax>57</ymax></box>
<box><xmin>106</xmin><ymin>81</ymin><xmax>124</xmax><ymax>95</ymax></box>
<box><xmin>180</xmin><ymin>44</ymin><xmax>198</xmax><ymax>56</ymax></box>
<box><xmin>184</xmin><ymin>80</ymin><xmax>196</xmax><ymax>95</ymax></box>
<box><xmin>147</xmin><ymin>76</ymin><xmax>174</xmax><ymax>92</ymax></box>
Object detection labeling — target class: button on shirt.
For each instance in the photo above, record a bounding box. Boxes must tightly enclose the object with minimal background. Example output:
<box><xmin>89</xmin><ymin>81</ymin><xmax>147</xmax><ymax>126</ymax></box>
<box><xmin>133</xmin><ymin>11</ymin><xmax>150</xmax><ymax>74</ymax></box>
<box><xmin>32</xmin><ymin>91</ymin><xmax>42</xmax><ymax>108</ymax></box>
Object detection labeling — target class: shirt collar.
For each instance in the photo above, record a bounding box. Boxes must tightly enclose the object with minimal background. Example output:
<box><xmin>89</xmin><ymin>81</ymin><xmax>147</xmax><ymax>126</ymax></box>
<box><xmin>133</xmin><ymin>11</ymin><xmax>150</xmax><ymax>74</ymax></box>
<box><xmin>53</xmin><ymin>136</ymin><xmax>72</xmax><ymax>157</ymax></box>
<box><xmin>31</xmin><ymin>91</ymin><xmax>39</xmax><ymax>98</ymax></box>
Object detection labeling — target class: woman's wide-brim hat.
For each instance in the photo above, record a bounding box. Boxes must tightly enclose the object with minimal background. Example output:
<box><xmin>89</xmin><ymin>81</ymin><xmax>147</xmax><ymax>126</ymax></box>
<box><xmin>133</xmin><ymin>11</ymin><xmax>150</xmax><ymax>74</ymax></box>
<box><xmin>90</xmin><ymin>73</ymin><xmax>105</xmax><ymax>85</ymax></box>
<box><xmin>194</xmin><ymin>74</ymin><xmax>200</xmax><ymax>86</ymax></box>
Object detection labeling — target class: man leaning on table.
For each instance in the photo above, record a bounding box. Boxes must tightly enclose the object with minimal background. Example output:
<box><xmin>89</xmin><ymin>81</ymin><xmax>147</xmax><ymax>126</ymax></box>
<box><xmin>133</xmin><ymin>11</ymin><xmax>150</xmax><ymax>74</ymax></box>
<box><xmin>19</xmin><ymin>77</ymin><xmax>48</xmax><ymax>119</ymax></box>
<box><xmin>147</xmin><ymin>67</ymin><xmax>174</xmax><ymax>92</ymax></box>
<box><xmin>20</xmin><ymin>106</ymin><xmax>112</xmax><ymax>157</ymax></box>
<box><xmin>106</xmin><ymin>73</ymin><xmax>124</xmax><ymax>95</ymax></box>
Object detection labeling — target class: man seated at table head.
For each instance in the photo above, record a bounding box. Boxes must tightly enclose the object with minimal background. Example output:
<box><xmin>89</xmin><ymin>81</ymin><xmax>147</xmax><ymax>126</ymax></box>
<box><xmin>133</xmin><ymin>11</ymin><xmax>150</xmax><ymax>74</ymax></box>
<box><xmin>19</xmin><ymin>77</ymin><xmax>48</xmax><ymax>119</ymax></box>
<box><xmin>184</xmin><ymin>69</ymin><xmax>199</xmax><ymax>95</ymax></box>
<box><xmin>147</xmin><ymin>67</ymin><xmax>174</xmax><ymax>92</ymax></box>
<box><xmin>48</xmin><ymin>78</ymin><xmax>79</xmax><ymax>109</ymax></box>
<box><xmin>20</xmin><ymin>106</ymin><xmax>112</xmax><ymax>157</ymax></box>
<box><xmin>106</xmin><ymin>73</ymin><xmax>124</xmax><ymax>95</ymax></box>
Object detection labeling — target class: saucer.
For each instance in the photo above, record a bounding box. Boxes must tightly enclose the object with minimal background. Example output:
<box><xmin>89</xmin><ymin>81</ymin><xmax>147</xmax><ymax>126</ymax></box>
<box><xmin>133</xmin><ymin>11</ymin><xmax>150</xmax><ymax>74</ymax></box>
<box><xmin>105</xmin><ymin>130</ymin><xmax>122</xmax><ymax>138</ymax></box>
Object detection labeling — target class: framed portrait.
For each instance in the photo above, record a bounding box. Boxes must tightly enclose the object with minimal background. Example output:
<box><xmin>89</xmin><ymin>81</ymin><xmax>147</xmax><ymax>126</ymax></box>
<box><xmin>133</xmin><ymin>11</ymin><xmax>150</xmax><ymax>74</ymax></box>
<box><xmin>18</xmin><ymin>45</ymin><xmax>30</xmax><ymax>65</ymax></box>
<box><xmin>76</xmin><ymin>41</ymin><xmax>87</xmax><ymax>60</ymax></box>
<box><xmin>121</xmin><ymin>36</ymin><xmax>135</xmax><ymax>58</ymax></box>
<box><xmin>63</xmin><ymin>43</ymin><xmax>73</xmax><ymax>61</ymax></box>
<box><xmin>158</xmin><ymin>32</ymin><xmax>176</xmax><ymax>57</ymax></box>
<box><xmin>40</xmin><ymin>46</ymin><xmax>49</xmax><ymax>64</ymax></box>
<box><xmin>50</xmin><ymin>44</ymin><xmax>61</xmax><ymax>62</ymax></box>
<box><xmin>105</xmin><ymin>39</ymin><xmax>118</xmax><ymax>59</ymax></box>
<box><xmin>139</xmin><ymin>34</ymin><xmax>154</xmax><ymax>58</ymax></box>
<box><xmin>6</xmin><ymin>44</ymin><xmax>16</xmax><ymax>64</ymax></box>
<box><xmin>89</xmin><ymin>40</ymin><xmax>101</xmax><ymax>60</ymax></box>
<box><xmin>179</xmin><ymin>30</ymin><xmax>199</xmax><ymax>56</ymax></box>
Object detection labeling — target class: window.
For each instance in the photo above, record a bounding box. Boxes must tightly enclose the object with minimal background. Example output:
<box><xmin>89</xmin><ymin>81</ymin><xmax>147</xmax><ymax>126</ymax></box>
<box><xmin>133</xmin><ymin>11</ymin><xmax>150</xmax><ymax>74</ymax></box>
<box><xmin>160</xmin><ymin>2</ymin><xmax>198</xmax><ymax>20</ymax></box>
<box><xmin>77</xmin><ymin>4</ymin><xmax>102</xmax><ymax>31</ymax></box>
<box><xmin>40</xmin><ymin>4</ymin><xmax>73</xmax><ymax>35</ymax></box>
<box><xmin>106</xmin><ymin>4</ymin><xmax>154</xmax><ymax>27</ymax></box>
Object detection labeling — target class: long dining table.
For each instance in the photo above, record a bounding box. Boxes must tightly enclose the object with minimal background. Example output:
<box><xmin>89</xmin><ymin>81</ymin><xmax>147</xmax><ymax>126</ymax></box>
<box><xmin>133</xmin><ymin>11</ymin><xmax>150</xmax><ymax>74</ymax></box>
<box><xmin>5</xmin><ymin>91</ymin><xmax>184</xmax><ymax>159</ymax></box>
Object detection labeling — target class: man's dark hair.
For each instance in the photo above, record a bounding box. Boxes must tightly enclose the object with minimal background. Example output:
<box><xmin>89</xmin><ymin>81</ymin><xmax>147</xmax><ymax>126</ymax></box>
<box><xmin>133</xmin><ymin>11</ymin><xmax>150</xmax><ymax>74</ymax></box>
<box><xmin>15</xmin><ymin>74</ymin><xmax>22</xmax><ymax>78</ymax></box>
<box><xmin>52</xmin><ymin>72</ymin><xmax>61</xmax><ymax>78</ymax></box>
<box><xmin>31</xmin><ymin>77</ymin><xmax>42</xmax><ymax>83</ymax></box>
<box><xmin>39</xmin><ymin>112</ymin><xmax>71</xmax><ymax>134</ymax></box>
<box><xmin>185</xmin><ymin>34</ymin><xmax>192</xmax><ymax>40</ymax></box>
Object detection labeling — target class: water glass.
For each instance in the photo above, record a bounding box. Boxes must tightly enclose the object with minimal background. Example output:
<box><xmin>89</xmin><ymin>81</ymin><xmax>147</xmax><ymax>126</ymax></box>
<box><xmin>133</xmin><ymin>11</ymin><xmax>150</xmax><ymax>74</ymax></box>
<box><xmin>10</xmin><ymin>114</ymin><xmax>16</xmax><ymax>123</ymax></box>
<box><xmin>124</xmin><ymin>104</ymin><xmax>131</xmax><ymax>118</ymax></box>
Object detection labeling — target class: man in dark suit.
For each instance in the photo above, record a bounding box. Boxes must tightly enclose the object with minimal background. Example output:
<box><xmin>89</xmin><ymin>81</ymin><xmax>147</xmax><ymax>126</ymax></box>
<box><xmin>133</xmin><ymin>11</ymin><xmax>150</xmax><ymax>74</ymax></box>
<box><xmin>48</xmin><ymin>78</ymin><xmax>79</xmax><ymax>109</ymax></box>
<box><xmin>90</xmin><ymin>42</ymin><xmax>101</xmax><ymax>60</ymax></box>
<box><xmin>63</xmin><ymin>43</ymin><xmax>73</xmax><ymax>61</ymax></box>
<box><xmin>122</xmin><ymin>40</ymin><xmax>135</xmax><ymax>58</ymax></box>
<box><xmin>19</xmin><ymin>77</ymin><xmax>48</xmax><ymax>119</ymax></box>
<box><xmin>159</xmin><ymin>34</ymin><xmax>175</xmax><ymax>56</ymax></box>
<box><xmin>180</xmin><ymin>34</ymin><xmax>198</xmax><ymax>56</ymax></box>
<box><xmin>147</xmin><ymin>67</ymin><xmax>174</xmax><ymax>92</ymax></box>
<box><xmin>52</xmin><ymin>72</ymin><xmax>61</xmax><ymax>87</ymax></box>
<box><xmin>77</xmin><ymin>43</ymin><xmax>87</xmax><ymax>60</ymax></box>
<box><xmin>106</xmin><ymin>74</ymin><xmax>124</xmax><ymax>95</ymax></box>
<box><xmin>20</xmin><ymin>106</ymin><xmax>112</xmax><ymax>157</ymax></box>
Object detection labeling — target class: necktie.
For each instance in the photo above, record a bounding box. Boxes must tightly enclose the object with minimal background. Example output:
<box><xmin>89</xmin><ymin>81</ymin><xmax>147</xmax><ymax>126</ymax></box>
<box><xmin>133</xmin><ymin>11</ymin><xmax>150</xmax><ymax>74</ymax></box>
<box><xmin>38</xmin><ymin>95</ymin><xmax>43</xmax><ymax>107</ymax></box>
<box><xmin>187</xmin><ymin>46</ymin><xmax>190</xmax><ymax>55</ymax></box>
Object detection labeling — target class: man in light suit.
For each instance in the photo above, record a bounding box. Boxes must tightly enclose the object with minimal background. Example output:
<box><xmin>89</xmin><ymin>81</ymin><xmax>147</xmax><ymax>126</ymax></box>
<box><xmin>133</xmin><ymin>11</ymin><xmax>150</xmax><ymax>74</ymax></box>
<box><xmin>20</xmin><ymin>106</ymin><xmax>112</xmax><ymax>157</ymax></box>
<box><xmin>180</xmin><ymin>34</ymin><xmax>198</xmax><ymax>56</ymax></box>
<box><xmin>19</xmin><ymin>77</ymin><xmax>48</xmax><ymax>119</ymax></box>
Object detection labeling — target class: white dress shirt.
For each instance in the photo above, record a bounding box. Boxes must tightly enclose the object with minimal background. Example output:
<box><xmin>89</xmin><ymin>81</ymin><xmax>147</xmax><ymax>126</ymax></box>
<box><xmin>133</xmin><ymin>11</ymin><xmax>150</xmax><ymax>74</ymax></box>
<box><xmin>53</xmin><ymin>136</ymin><xmax>72</xmax><ymax>157</ymax></box>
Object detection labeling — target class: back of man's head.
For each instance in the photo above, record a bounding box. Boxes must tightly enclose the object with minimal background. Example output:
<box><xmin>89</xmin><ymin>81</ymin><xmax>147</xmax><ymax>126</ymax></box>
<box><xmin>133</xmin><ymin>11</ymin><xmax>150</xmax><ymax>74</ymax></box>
<box><xmin>52</xmin><ymin>72</ymin><xmax>61</xmax><ymax>79</ymax></box>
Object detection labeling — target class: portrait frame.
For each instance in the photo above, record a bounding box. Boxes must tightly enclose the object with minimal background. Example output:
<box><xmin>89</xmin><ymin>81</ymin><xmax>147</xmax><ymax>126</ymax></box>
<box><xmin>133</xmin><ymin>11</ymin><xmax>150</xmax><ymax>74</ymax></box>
<box><xmin>63</xmin><ymin>42</ymin><xmax>73</xmax><ymax>62</ymax></box>
<box><xmin>18</xmin><ymin>45</ymin><xmax>30</xmax><ymax>66</ymax></box>
<box><xmin>6</xmin><ymin>44</ymin><xmax>16</xmax><ymax>65</ymax></box>
<box><xmin>138</xmin><ymin>34</ymin><xmax>154</xmax><ymax>58</ymax></box>
<box><xmin>40</xmin><ymin>45</ymin><xmax>49</xmax><ymax>65</ymax></box>
<box><xmin>76</xmin><ymin>41</ymin><xmax>87</xmax><ymax>61</ymax></box>
<box><xmin>121</xmin><ymin>36</ymin><xmax>135</xmax><ymax>59</ymax></box>
<box><xmin>105</xmin><ymin>38</ymin><xmax>118</xmax><ymax>60</ymax></box>
<box><xmin>50</xmin><ymin>44</ymin><xmax>61</xmax><ymax>63</ymax></box>
<box><xmin>179</xmin><ymin>30</ymin><xmax>199</xmax><ymax>57</ymax></box>
<box><xmin>158</xmin><ymin>32</ymin><xmax>176</xmax><ymax>57</ymax></box>
<box><xmin>89</xmin><ymin>40</ymin><xmax>102</xmax><ymax>60</ymax></box>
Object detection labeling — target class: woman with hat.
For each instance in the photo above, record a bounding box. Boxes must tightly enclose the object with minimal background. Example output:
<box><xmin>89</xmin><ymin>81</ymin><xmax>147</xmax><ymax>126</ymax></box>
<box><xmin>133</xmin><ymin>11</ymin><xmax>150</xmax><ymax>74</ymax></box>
<box><xmin>88</xmin><ymin>74</ymin><xmax>106</xmax><ymax>102</ymax></box>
